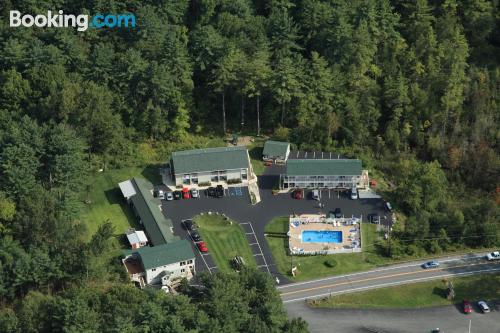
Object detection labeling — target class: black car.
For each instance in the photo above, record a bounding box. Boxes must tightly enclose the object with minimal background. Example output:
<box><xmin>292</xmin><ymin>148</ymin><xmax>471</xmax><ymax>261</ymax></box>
<box><xmin>333</xmin><ymin>208</ymin><xmax>342</xmax><ymax>218</ymax></box>
<box><xmin>206</xmin><ymin>187</ymin><xmax>216</xmax><ymax>197</ymax></box>
<box><xmin>367</xmin><ymin>213</ymin><xmax>380</xmax><ymax>224</ymax></box>
<box><xmin>215</xmin><ymin>185</ymin><xmax>224</xmax><ymax>198</ymax></box>
<box><xmin>190</xmin><ymin>231</ymin><xmax>202</xmax><ymax>242</ymax></box>
<box><xmin>183</xmin><ymin>219</ymin><xmax>197</xmax><ymax>231</ymax></box>
<box><xmin>173</xmin><ymin>191</ymin><xmax>182</xmax><ymax>200</ymax></box>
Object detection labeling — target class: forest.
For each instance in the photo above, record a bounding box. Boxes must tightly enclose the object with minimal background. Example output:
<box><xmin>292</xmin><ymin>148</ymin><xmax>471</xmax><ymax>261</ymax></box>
<box><xmin>0</xmin><ymin>0</ymin><xmax>499</xmax><ymax>331</ymax></box>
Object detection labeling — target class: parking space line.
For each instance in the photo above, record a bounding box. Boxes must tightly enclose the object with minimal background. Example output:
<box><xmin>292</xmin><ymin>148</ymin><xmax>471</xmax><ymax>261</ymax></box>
<box><xmin>187</xmin><ymin>233</ymin><xmax>213</xmax><ymax>273</ymax></box>
<box><xmin>249</xmin><ymin>243</ymin><xmax>258</xmax><ymax>245</ymax></box>
<box><xmin>253</xmin><ymin>253</ymin><xmax>263</xmax><ymax>256</ymax></box>
<box><xmin>245</xmin><ymin>232</ymin><xmax>253</xmax><ymax>235</ymax></box>
<box><xmin>247</xmin><ymin>222</ymin><xmax>271</xmax><ymax>274</ymax></box>
<box><xmin>240</xmin><ymin>222</ymin><xmax>250</xmax><ymax>225</ymax></box>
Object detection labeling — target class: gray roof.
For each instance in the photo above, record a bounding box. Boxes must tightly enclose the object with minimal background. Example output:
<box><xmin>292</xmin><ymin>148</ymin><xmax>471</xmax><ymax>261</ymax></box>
<box><xmin>118</xmin><ymin>180</ymin><xmax>136</xmax><ymax>198</ymax></box>
<box><xmin>286</xmin><ymin>159</ymin><xmax>362</xmax><ymax>176</ymax></box>
<box><xmin>129</xmin><ymin>177</ymin><xmax>179</xmax><ymax>245</ymax></box>
<box><xmin>171</xmin><ymin>146</ymin><xmax>249</xmax><ymax>174</ymax></box>
<box><xmin>263</xmin><ymin>140</ymin><xmax>290</xmax><ymax>158</ymax></box>
<box><xmin>130</xmin><ymin>241</ymin><xmax>195</xmax><ymax>270</ymax></box>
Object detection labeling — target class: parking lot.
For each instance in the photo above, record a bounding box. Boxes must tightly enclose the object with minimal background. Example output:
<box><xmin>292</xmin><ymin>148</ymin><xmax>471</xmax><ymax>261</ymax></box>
<box><xmin>161</xmin><ymin>165</ymin><xmax>388</xmax><ymax>283</ymax></box>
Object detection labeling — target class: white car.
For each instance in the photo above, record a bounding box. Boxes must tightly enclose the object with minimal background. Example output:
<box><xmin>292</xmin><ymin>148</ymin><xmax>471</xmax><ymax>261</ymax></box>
<box><xmin>191</xmin><ymin>189</ymin><xmax>199</xmax><ymax>198</ymax></box>
<box><xmin>350</xmin><ymin>188</ymin><xmax>358</xmax><ymax>200</ymax></box>
<box><xmin>158</xmin><ymin>190</ymin><xmax>165</xmax><ymax>200</ymax></box>
<box><xmin>486</xmin><ymin>251</ymin><xmax>500</xmax><ymax>261</ymax></box>
<box><xmin>165</xmin><ymin>192</ymin><xmax>174</xmax><ymax>201</ymax></box>
<box><xmin>478</xmin><ymin>300</ymin><xmax>490</xmax><ymax>313</ymax></box>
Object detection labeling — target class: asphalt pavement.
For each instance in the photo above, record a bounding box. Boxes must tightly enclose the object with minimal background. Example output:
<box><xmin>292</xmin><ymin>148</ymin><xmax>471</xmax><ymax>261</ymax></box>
<box><xmin>286</xmin><ymin>300</ymin><xmax>500</xmax><ymax>333</ymax></box>
<box><xmin>161</xmin><ymin>164</ymin><xmax>387</xmax><ymax>282</ymax></box>
<box><xmin>279</xmin><ymin>253</ymin><xmax>500</xmax><ymax>303</ymax></box>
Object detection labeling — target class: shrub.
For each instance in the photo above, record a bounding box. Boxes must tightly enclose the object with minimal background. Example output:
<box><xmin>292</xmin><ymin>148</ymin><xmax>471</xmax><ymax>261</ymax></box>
<box><xmin>324</xmin><ymin>259</ymin><xmax>337</xmax><ymax>268</ymax></box>
<box><xmin>227</xmin><ymin>178</ymin><xmax>242</xmax><ymax>184</ymax></box>
<box><xmin>198</xmin><ymin>181</ymin><xmax>211</xmax><ymax>187</ymax></box>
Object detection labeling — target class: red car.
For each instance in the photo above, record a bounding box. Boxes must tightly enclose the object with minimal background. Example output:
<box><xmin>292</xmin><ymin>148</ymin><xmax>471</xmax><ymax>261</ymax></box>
<box><xmin>182</xmin><ymin>191</ymin><xmax>190</xmax><ymax>199</ymax></box>
<box><xmin>197</xmin><ymin>242</ymin><xmax>208</xmax><ymax>253</ymax></box>
<box><xmin>293</xmin><ymin>189</ymin><xmax>303</xmax><ymax>199</ymax></box>
<box><xmin>264</xmin><ymin>161</ymin><xmax>273</xmax><ymax>166</ymax></box>
<box><xmin>463</xmin><ymin>300</ymin><xmax>472</xmax><ymax>314</ymax></box>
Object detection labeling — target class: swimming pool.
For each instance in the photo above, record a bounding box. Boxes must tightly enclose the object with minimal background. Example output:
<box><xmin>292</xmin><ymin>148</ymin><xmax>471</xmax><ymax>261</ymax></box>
<box><xmin>302</xmin><ymin>230</ymin><xmax>342</xmax><ymax>243</ymax></box>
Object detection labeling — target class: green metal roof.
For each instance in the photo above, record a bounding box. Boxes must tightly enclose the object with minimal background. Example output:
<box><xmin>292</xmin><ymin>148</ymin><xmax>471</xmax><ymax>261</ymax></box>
<box><xmin>286</xmin><ymin>159</ymin><xmax>362</xmax><ymax>176</ymax></box>
<box><xmin>133</xmin><ymin>241</ymin><xmax>195</xmax><ymax>270</ymax></box>
<box><xmin>130</xmin><ymin>177</ymin><xmax>179</xmax><ymax>245</ymax></box>
<box><xmin>171</xmin><ymin>146</ymin><xmax>249</xmax><ymax>174</ymax></box>
<box><xmin>263</xmin><ymin>140</ymin><xmax>290</xmax><ymax>158</ymax></box>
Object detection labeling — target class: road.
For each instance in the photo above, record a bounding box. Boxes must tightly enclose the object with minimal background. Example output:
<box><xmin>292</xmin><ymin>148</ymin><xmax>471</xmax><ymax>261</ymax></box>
<box><xmin>286</xmin><ymin>301</ymin><xmax>500</xmax><ymax>333</ymax></box>
<box><xmin>279</xmin><ymin>252</ymin><xmax>500</xmax><ymax>303</ymax></box>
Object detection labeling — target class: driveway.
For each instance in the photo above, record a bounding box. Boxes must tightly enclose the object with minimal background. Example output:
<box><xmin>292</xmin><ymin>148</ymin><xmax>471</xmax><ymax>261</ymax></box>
<box><xmin>161</xmin><ymin>165</ymin><xmax>387</xmax><ymax>283</ymax></box>
<box><xmin>286</xmin><ymin>301</ymin><xmax>500</xmax><ymax>333</ymax></box>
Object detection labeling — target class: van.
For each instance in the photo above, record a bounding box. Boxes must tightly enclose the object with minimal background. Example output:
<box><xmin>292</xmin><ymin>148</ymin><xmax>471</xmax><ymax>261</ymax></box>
<box><xmin>312</xmin><ymin>189</ymin><xmax>320</xmax><ymax>200</ymax></box>
<box><xmin>350</xmin><ymin>187</ymin><xmax>358</xmax><ymax>200</ymax></box>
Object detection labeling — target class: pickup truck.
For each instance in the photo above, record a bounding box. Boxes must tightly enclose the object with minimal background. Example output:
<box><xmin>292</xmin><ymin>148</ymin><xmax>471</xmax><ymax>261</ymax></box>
<box><xmin>486</xmin><ymin>251</ymin><xmax>500</xmax><ymax>261</ymax></box>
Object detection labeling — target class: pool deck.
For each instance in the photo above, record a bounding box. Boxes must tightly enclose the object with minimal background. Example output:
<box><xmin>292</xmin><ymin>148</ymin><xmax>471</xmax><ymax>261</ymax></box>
<box><xmin>288</xmin><ymin>214</ymin><xmax>361</xmax><ymax>254</ymax></box>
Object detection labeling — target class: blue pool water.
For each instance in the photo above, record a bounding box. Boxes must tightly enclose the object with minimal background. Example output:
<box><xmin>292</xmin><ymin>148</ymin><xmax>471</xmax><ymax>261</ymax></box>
<box><xmin>302</xmin><ymin>230</ymin><xmax>342</xmax><ymax>243</ymax></box>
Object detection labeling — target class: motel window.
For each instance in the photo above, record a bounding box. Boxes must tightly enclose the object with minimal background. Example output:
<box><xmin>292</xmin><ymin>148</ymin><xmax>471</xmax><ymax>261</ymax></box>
<box><xmin>180</xmin><ymin>261</ymin><xmax>186</xmax><ymax>266</ymax></box>
<box><xmin>187</xmin><ymin>259</ymin><xmax>193</xmax><ymax>264</ymax></box>
<box><xmin>181</xmin><ymin>269</ymin><xmax>185</xmax><ymax>273</ymax></box>
<box><xmin>152</xmin><ymin>268</ymin><xmax>156</xmax><ymax>272</ymax></box>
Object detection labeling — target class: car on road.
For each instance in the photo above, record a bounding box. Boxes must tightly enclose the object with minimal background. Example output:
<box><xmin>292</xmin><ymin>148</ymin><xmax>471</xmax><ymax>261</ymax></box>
<box><xmin>173</xmin><ymin>191</ymin><xmax>182</xmax><ymax>200</ymax></box>
<box><xmin>422</xmin><ymin>260</ymin><xmax>440</xmax><ymax>269</ymax></box>
<box><xmin>385</xmin><ymin>202</ymin><xmax>393</xmax><ymax>211</ymax></box>
<box><xmin>183</xmin><ymin>219</ymin><xmax>197</xmax><ymax>231</ymax></box>
<box><xmin>165</xmin><ymin>192</ymin><xmax>174</xmax><ymax>201</ymax></box>
<box><xmin>206</xmin><ymin>187</ymin><xmax>216</xmax><ymax>197</ymax></box>
<box><xmin>478</xmin><ymin>301</ymin><xmax>490</xmax><ymax>313</ymax></box>
<box><xmin>264</xmin><ymin>161</ymin><xmax>273</xmax><ymax>166</ymax></box>
<box><xmin>293</xmin><ymin>189</ymin><xmax>303</xmax><ymax>199</ymax></box>
<box><xmin>190</xmin><ymin>231</ymin><xmax>202</xmax><ymax>242</ymax></box>
<box><xmin>215</xmin><ymin>185</ymin><xmax>224</xmax><ymax>198</ymax></box>
<box><xmin>191</xmin><ymin>189</ymin><xmax>199</xmax><ymax>198</ymax></box>
<box><xmin>463</xmin><ymin>299</ymin><xmax>472</xmax><ymax>314</ymax></box>
<box><xmin>333</xmin><ymin>208</ymin><xmax>342</xmax><ymax>218</ymax></box>
<box><xmin>486</xmin><ymin>251</ymin><xmax>500</xmax><ymax>261</ymax></box>
<box><xmin>197</xmin><ymin>241</ymin><xmax>208</xmax><ymax>252</ymax></box>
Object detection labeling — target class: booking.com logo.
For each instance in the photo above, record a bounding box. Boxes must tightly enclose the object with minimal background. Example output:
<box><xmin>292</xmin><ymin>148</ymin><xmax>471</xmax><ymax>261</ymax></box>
<box><xmin>9</xmin><ymin>10</ymin><xmax>136</xmax><ymax>32</ymax></box>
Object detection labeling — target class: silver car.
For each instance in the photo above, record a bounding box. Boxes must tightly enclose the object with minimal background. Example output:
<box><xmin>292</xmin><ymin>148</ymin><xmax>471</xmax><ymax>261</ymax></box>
<box><xmin>165</xmin><ymin>192</ymin><xmax>174</xmax><ymax>201</ymax></box>
<box><xmin>191</xmin><ymin>189</ymin><xmax>199</xmax><ymax>198</ymax></box>
<box><xmin>478</xmin><ymin>300</ymin><xmax>490</xmax><ymax>313</ymax></box>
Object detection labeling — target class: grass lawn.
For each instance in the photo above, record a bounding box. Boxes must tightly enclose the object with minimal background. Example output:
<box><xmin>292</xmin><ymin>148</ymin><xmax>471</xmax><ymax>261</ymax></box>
<box><xmin>265</xmin><ymin>217</ymin><xmax>389</xmax><ymax>281</ymax></box>
<box><xmin>79</xmin><ymin>165</ymin><xmax>161</xmax><ymax>239</ymax></box>
<box><xmin>309</xmin><ymin>273</ymin><xmax>500</xmax><ymax>309</ymax></box>
<box><xmin>194</xmin><ymin>214</ymin><xmax>257</xmax><ymax>272</ymax></box>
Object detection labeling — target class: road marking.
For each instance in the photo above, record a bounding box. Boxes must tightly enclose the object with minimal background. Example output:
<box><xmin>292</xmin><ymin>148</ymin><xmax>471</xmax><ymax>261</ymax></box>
<box><xmin>253</xmin><ymin>253</ymin><xmax>263</xmax><ymax>256</ymax></box>
<box><xmin>277</xmin><ymin>254</ymin><xmax>489</xmax><ymax>290</ymax></box>
<box><xmin>247</xmin><ymin>222</ymin><xmax>271</xmax><ymax>274</ymax></box>
<box><xmin>282</xmin><ymin>266</ymin><xmax>500</xmax><ymax>303</ymax></box>
<box><xmin>187</xmin><ymin>228</ymin><xmax>213</xmax><ymax>273</ymax></box>
<box><xmin>245</xmin><ymin>232</ymin><xmax>254</xmax><ymax>235</ymax></box>
<box><xmin>249</xmin><ymin>243</ymin><xmax>258</xmax><ymax>246</ymax></box>
<box><xmin>240</xmin><ymin>222</ymin><xmax>250</xmax><ymax>225</ymax></box>
<box><xmin>280</xmin><ymin>262</ymin><xmax>496</xmax><ymax>297</ymax></box>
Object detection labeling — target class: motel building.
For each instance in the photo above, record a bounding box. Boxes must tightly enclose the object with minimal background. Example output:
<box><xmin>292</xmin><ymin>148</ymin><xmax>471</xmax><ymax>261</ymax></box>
<box><xmin>262</xmin><ymin>140</ymin><xmax>291</xmax><ymax>164</ymax></box>
<box><xmin>167</xmin><ymin>146</ymin><xmax>255</xmax><ymax>187</ymax></box>
<box><xmin>118</xmin><ymin>177</ymin><xmax>196</xmax><ymax>289</ymax></box>
<box><xmin>280</xmin><ymin>158</ymin><xmax>369</xmax><ymax>190</ymax></box>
